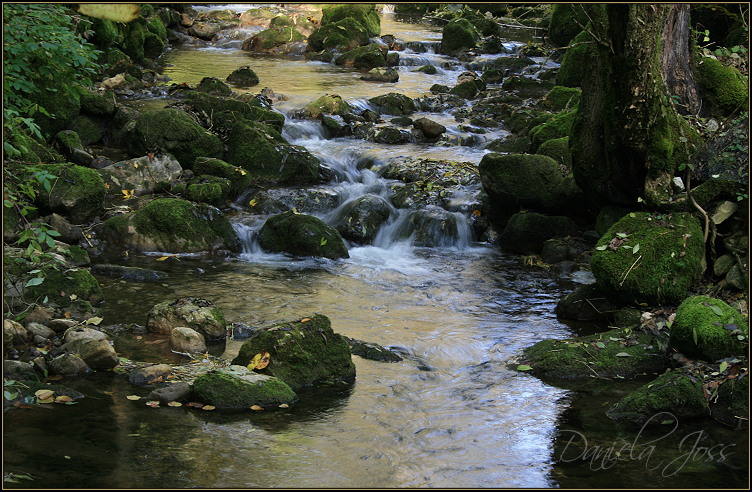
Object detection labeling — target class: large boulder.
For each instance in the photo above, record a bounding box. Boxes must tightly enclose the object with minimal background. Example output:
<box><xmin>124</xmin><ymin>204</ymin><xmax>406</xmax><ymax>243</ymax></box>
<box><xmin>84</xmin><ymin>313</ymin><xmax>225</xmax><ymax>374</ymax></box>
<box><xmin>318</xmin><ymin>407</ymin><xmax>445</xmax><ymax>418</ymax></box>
<box><xmin>440</xmin><ymin>18</ymin><xmax>479</xmax><ymax>55</ymax></box>
<box><xmin>97</xmin><ymin>153</ymin><xmax>183</xmax><ymax>197</ymax></box>
<box><xmin>117</xmin><ymin>108</ymin><xmax>223</xmax><ymax>169</ymax></box>
<box><xmin>479</xmin><ymin>153</ymin><xmax>585</xmax><ymax>223</ymax></box>
<box><xmin>307</xmin><ymin>17</ymin><xmax>369</xmax><ymax>52</ymax></box>
<box><xmin>169</xmin><ymin>326</ymin><xmax>207</xmax><ymax>354</ymax></box>
<box><xmin>100</xmin><ymin>197</ymin><xmax>242</xmax><ymax>254</ymax></box>
<box><xmin>329</xmin><ymin>194</ymin><xmax>394</xmax><ymax>244</ymax></box>
<box><xmin>497</xmin><ymin>212</ymin><xmax>577</xmax><ymax>254</ymax></box>
<box><xmin>147</xmin><ymin>297</ymin><xmax>227</xmax><ymax>342</ymax></box>
<box><xmin>226</xmin><ymin>120</ymin><xmax>320</xmax><ymax>185</ymax></box>
<box><xmin>192</xmin><ymin>157</ymin><xmax>253</xmax><ymax>198</ymax></box>
<box><xmin>669</xmin><ymin>295</ymin><xmax>748</xmax><ymax>361</ymax></box>
<box><xmin>320</xmin><ymin>3</ymin><xmax>380</xmax><ymax>37</ymax></box>
<box><xmin>258</xmin><ymin>211</ymin><xmax>349</xmax><ymax>259</ymax></box>
<box><xmin>191</xmin><ymin>365</ymin><xmax>298</xmax><ymax>410</ymax></box>
<box><xmin>299</xmin><ymin>94</ymin><xmax>354</xmax><ymax>119</ymax></box>
<box><xmin>369</xmin><ymin>93</ymin><xmax>416</xmax><ymax>116</ymax></box>
<box><xmin>246</xmin><ymin>23</ymin><xmax>306</xmax><ymax>51</ymax></box>
<box><xmin>184</xmin><ymin>91</ymin><xmax>284</xmax><ymax>134</ymax></box>
<box><xmin>335</xmin><ymin>43</ymin><xmax>388</xmax><ymax>70</ymax></box>
<box><xmin>591</xmin><ymin>212</ymin><xmax>705</xmax><ymax>306</ymax></box>
<box><xmin>62</xmin><ymin>337</ymin><xmax>119</xmax><ymax>369</ymax></box>
<box><xmin>231</xmin><ymin>314</ymin><xmax>356</xmax><ymax>390</ymax></box>
<box><xmin>226</xmin><ymin>66</ymin><xmax>260</xmax><ymax>87</ymax></box>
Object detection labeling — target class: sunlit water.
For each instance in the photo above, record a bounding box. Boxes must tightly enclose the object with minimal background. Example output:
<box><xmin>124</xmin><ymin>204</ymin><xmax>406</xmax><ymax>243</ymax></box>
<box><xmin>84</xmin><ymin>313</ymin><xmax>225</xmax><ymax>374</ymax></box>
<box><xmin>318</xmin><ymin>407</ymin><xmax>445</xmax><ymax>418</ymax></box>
<box><xmin>3</xmin><ymin>7</ymin><xmax>747</xmax><ymax>489</ymax></box>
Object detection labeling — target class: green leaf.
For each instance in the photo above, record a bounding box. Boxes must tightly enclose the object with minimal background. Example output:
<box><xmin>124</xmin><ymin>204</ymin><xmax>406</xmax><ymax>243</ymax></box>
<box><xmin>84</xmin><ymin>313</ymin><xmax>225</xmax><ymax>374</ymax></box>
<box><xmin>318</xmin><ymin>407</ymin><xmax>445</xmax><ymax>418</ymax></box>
<box><xmin>25</xmin><ymin>277</ymin><xmax>44</xmax><ymax>287</ymax></box>
<box><xmin>595</xmin><ymin>342</ymin><xmax>606</xmax><ymax>349</ymax></box>
<box><xmin>719</xmin><ymin>361</ymin><xmax>728</xmax><ymax>373</ymax></box>
<box><xmin>615</xmin><ymin>352</ymin><xmax>631</xmax><ymax>357</ymax></box>
<box><xmin>595</xmin><ymin>245</ymin><xmax>608</xmax><ymax>251</ymax></box>
<box><xmin>616</xmin><ymin>232</ymin><xmax>627</xmax><ymax>238</ymax></box>
<box><xmin>516</xmin><ymin>364</ymin><xmax>532</xmax><ymax>371</ymax></box>
<box><xmin>320</xmin><ymin>237</ymin><xmax>327</xmax><ymax>246</ymax></box>
<box><xmin>709</xmin><ymin>305</ymin><xmax>723</xmax><ymax>316</ymax></box>
<box><xmin>4</xmin><ymin>390</ymin><xmax>19</xmax><ymax>400</ymax></box>
<box><xmin>633</xmin><ymin>244</ymin><xmax>640</xmax><ymax>254</ymax></box>
<box><xmin>693</xmin><ymin>327</ymin><xmax>698</xmax><ymax>345</ymax></box>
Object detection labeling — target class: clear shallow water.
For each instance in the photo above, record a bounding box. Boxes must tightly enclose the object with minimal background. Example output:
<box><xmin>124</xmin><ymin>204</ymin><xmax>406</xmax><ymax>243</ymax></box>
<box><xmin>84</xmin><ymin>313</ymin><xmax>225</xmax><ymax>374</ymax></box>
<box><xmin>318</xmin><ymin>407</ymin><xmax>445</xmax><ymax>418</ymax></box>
<box><xmin>3</xmin><ymin>8</ymin><xmax>747</xmax><ymax>489</ymax></box>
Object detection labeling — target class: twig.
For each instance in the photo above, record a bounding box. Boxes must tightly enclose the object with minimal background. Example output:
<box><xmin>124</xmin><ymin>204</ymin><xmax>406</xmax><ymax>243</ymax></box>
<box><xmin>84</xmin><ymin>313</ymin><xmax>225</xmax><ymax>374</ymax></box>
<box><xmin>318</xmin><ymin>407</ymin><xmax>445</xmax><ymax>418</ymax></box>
<box><xmin>620</xmin><ymin>255</ymin><xmax>643</xmax><ymax>286</ymax></box>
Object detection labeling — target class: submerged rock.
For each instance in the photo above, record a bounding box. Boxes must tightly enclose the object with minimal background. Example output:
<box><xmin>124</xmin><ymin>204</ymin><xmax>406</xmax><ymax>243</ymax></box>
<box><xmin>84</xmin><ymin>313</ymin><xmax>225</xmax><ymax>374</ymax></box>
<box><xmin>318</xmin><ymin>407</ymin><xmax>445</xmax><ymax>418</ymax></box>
<box><xmin>91</xmin><ymin>264</ymin><xmax>167</xmax><ymax>282</ymax></box>
<box><xmin>231</xmin><ymin>314</ymin><xmax>356</xmax><ymax>390</ymax></box>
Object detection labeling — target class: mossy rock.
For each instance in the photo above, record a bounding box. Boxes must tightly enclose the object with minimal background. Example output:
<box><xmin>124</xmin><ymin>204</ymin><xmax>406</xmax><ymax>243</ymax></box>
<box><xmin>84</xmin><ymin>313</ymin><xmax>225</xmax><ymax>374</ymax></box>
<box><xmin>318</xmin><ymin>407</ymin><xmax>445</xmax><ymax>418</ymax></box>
<box><xmin>178</xmin><ymin>175</ymin><xmax>232</xmax><ymax>206</ymax></box>
<box><xmin>497</xmin><ymin>212</ymin><xmax>576</xmax><ymax>254</ymax></box>
<box><xmin>301</xmin><ymin>94</ymin><xmax>353</xmax><ymax>119</ymax></box>
<box><xmin>193</xmin><ymin>157</ymin><xmax>253</xmax><ymax>196</ymax></box>
<box><xmin>389</xmin><ymin>207</ymin><xmax>469</xmax><ymax>248</ymax></box>
<box><xmin>669</xmin><ymin>295</ymin><xmax>748</xmax><ymax>362</ymax></box>
<box><xmin>6</xmin><ymin>131</ymin><xmax>65</xmax><ymax>164</ymax></box>
<box><xmin>24</xmin><ymin>162</ymin><xmax>106</xmax><ymax>224</ymax></box>
<box><xmin>590</xmin><ymin>212</ymin><xmax>704</xmax><ymax>306</ymax></box>
<box><xmin>329</xmin><ymin>194</ymin><xmax>393</xmax><ymax>244</ymax></box>
<box><xmin>53</xmin><ymin>131</ymin><xmax>83</xmax><ymax>155</ymax></box>
<box><xmin>335</xmin><ymin>43</ymin><xmax>388</xmax><ymax>70</ymax></box>
<box><xmin>440</xmin><ymin>18</ymin><xmax>479</xmax><ymax>55</ymax></box>
<box><xmin>226</xmin><ymin>120</ymin><xmax>319</xmax><ymax>185</ymax></box>
<box><xmin>88</xmin><ymin>17</ymin><xmax>120</xmax><ymax>48</ymax></box>
<box><xmin>450</xmin><ymin>80</ymin><xmax>481</xmax><ymax>100</ymax></box>
<box><xmin>226</xmin><ymin>66</ymin><xmax>260</xmax><ymax>87</ymax></box>
<box><xmin>249</xmin><ymin>25</ymin><xmax>306</xmax><ymax>50</ymax></box>
<box><xmin>146</xmin><ymin>297</ymin><xmax>227</xmax><ymax>341</ymax></box>
<box><xmin>103</xmin><ymin>197</ymin><xmax>241</xmax><ymax>254</ymax></box>
<box><xmin>231</xmin><ymin>313</ymin><xmax>356</xmax><ymax>390</ymax></box>
<box><xmin>694</xmin><ymin>56</ymin><xmax>749</xmax><ymax>117</ymax></box>
<box><xmin>709</xmin><ymin>374</ymin><xmax>748</xmax><ymax>428</ymax></box>
<box><xmin>548</xmin><ymin>4</ymin><xmax>589</xmax><ymax>47</ymax></box>
<box><xmin>118</xmin><ymin>18</ymin><xmax>147</xmax><ymax>62</ymax></box>
<box><xmin>555</xmin><ymin>30</ymin><xmax>591</xmax><ymax>88</ymax></box>
<box><xmin>145</xmin><ymin>15</ymin><xmax>167</xmax><ymax>40</ymax></box>
<box><xmin>529</xmin><ymin>108</ymin><xmax>577</xmax><ymax>152</ymax></box>
<box><xmin>501</xmin><ymin>75</ymin><xmax>556</xmax><ymax>99</ymax></box>
<box><xmin>258</xmin><ymin>211</ymin><xmax>349</xmax><ymax>259</ymax></box>
<box><xmin>26</xmin><ymin>75</ymin><xmax>81</xmax><ymax>138</ymax></box>
<box><xmin>143</xmin><ymin>31</ymin><xmax>165</xmax><ymax>59</ymax></box>
<box><xmin>191</xmin><ymin>368</ymin><xmax>298</xmax><ymax>410</ymax></box>
<box><xmin>606</xmin><ymin>371</ymin><xmax>709</xmax><ymax>423</ymax></box>
<box><xmin>369</xmin><ymin>92</ymin><xmax>416</xmax><ymax>116</ymax></box>
<box><xmin>536</xmin><ymin>136</ymin><xmax>572</xmax><ymax>171</ymax></box>
<box><xmin>307</xmin><ymin>17</ymin><xmax>369</xmax><ymax>52</ymax></box>
<box><xmin>540</xmin><ymin>86</ymin><xmax>581</xmax><ymax>112</ymax></box>
<box><xmin>79</xmin><ymin>90</ymin><xmax>117</xmax><ymax>116</ymax></box>
<box><xmin>67</xmin><ymin>115</ymin><xmax>104</xmax><ymax>146</ymax></box>
<box><xmin>516</xmin><ymin>327</ymin><xmax>667</xmax><ymax>379</ymax></box>
<box><xmin>184</xmin><ymin>91</ymin><xmax>284</xmax><ymax>133</ymax></box>
<box><xmin>117</xmin><ymin>108</ymin><xmax>223</xmax><ymax>170</ymax></box>
<box><xmin>197</xmin><ymin>77</ymin><xmax>233</xmax><ymax>97</ymax></box>
<box><xmin>595</xmin><ymin>205</ymin><xmax>632</xmax><ymax>236</ymax></box>
<box><xmin>7</xmin><ymin>262</ymin><xmax>104</xmax><ymax>307</ymax></box>
<box><xmin>554</xmin><ymin>283</ymin><xmax>618</xmax><ymax>321</ymax></box>
<box><xmin>321</xmin><ymin>3</ymin><xmax>380</xmax><ymax>37</ymax></box>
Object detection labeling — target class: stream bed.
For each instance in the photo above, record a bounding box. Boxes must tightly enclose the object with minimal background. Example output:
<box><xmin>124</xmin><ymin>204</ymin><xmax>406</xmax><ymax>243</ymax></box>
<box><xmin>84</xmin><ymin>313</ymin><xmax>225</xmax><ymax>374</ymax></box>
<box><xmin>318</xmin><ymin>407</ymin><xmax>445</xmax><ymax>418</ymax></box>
<box><xmin>3</xmin><ymin>6</ymin><xmax>747</xmax><ymax>488</ymax></box>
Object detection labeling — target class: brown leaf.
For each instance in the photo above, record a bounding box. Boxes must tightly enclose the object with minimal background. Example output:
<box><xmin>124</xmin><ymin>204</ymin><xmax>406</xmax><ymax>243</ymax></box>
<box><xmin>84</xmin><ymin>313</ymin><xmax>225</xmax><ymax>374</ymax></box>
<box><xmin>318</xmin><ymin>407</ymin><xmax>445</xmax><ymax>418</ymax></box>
<box><xmin>250</xmin><ymin>405</ymin><xmax>264</xmax><ymax>411</ymax></box>
<box><xmin>55</xmin><ymin>395</ymin><xmax>74</xmax><ymax>403</ymax></box>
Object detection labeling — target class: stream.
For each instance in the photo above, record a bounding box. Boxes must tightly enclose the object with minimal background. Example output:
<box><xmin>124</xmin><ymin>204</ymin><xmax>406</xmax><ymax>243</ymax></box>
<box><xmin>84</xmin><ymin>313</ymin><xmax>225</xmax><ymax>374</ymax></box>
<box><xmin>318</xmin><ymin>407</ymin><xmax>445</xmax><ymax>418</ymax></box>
<box><xmin>3</xmin><ymin>6</ymin><xmax>747</xmax><ymax>489</ymax></box>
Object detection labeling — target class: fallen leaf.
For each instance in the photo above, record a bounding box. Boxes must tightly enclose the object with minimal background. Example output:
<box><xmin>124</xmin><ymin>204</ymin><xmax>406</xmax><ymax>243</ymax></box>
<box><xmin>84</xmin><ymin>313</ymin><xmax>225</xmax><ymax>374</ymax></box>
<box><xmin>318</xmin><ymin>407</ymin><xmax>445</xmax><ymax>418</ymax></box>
<box><xmin>35</xmin><ymin>389</ymin><xmax>55</xmax><ymax>400</ymax></box>
<box><xmin>279</xmin><ymin>403</ymin><xmax>289</xmax><ymax>408</ymax></box>
<box><xmin>69</xmin><ymin>294</ymin><xmax>78</xmax><ymax>300</ymax></box>
<box><xmin>202</xmin><ymin>405</ymin><xmax>215</xmax><ymax>411</ymax></box>
<box><xmin>248</xmin><ymin>351</ymin><xmax>271</xmax><ymax>371</ymax></box>
<box><xmin>146</xmin><ymin>400</ymin><xmax>160</xmax><ymax>407</ymax></box>
<box><xmin>250</xmin><ymin>405</ymin><xmax>263</xmax><ymax>411</ymax></box>
<box><xmin>46</xmin><ymin>375</ymin><xmax>63</xmax><ymax>381</ymax></box>
<box><xmin>55</xmin><ymin>395</ymin><xmax>73</xmax><ymax>403</ymax></box>
<box><xmin>186</xmin><ymin>402</ymin><xmax>204</xmax><ymax>408</ymax></box>
<box><xmin>516</xmin><ymin>364</ymin><xmax>532</xmax><ymax>371</ymax></box>
<box><xmin>615</xmin><ymin>352</ymin><xmax>631</xmax><ymax>357</ymax></box>
<box><xmin>167</xmin><ymin>401</ymin><xmax>182</xmax><ymax>407</ymax></box>
<box><xmin>38</xmin><ymin>397</ymin><xmax>55</xmax><ymax>404</ymax></box>
<box><xmin>126</xmin><ymin>395</ymin><xmax>142</xmax><ymax>401</ymax></box>
<box><xmin>75</xmin><ymin>3</ymin><xmax>140</xmax><ymax>22</ymax></box>
<box><xmin>300</xmin><ymin>318</ymin><xmax>311</xmax><ymax>323</ymax></box>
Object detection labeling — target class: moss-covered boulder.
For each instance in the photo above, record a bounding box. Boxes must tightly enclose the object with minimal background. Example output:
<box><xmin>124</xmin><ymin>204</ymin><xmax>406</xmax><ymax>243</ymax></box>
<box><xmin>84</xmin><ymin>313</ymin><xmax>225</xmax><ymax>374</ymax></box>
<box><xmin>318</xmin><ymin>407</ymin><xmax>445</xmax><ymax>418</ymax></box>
<box><xmin>101</xmin><ymin>197</ymin><xmax>241</xmax><ymax>254</ymax></box>
<box><xmin>197</xmin><ymin>77</ymin><xmax>233</xmax><ymax>97</ymax></box>
<box><xmin>514</xmin><ymin>327</ymin><xmax>667</xmax><ymax>379</ymax></box>
<box><xmin>191</xmin><ymin>367</ymin><xmax>298</xmax><ymax>410</ymax></box>
<box><xmin>335</xmin><ymin>43</ymin><xmax>388</xmax><ymax>70</ymax></box>
<box><xmin>249</xmin><ymin>23</ymin><xmax>306</xmax><ymax>51</ymax></box>
<box><xmin>605</xmin><ymin>371</ymin><xmax>709</xmax><ymax>423</ymax></box>
<box><xmin>669</xmin><ymin>295</ymin><xmax>748</xmax><ymax>362</ymax></box>
<box><xmin>307</xmin><ymin>17</ymin><xmax>369</xmax><ymax>52</ymax></box>
<box><xmin>590</xmin><ymin>212</ymin><xmax>704</xmax><ymax>306</ymax></box>
<box><xmin>498</xmin><ymin>212</ymin><xmax>577</xmax><ymax>254</ymax></box>
<box><xmin>231</xmin><ymin>314</ymin><xmax>356</xmax><ymax>390</ymax></box>
<box><xmin>479</xmin><ymin>153</ymin><xmax>584</xmax><ymax>222</ymax></box>
<box><xmin>97</xmin><ymin>154</ymin><xmax>183</xmax><ymax>197</ymax></box>
<box><xmin>320</xmin><ymin>3</ymin><xmax>380</xmax><ymax>37</ymax></box>
<box><xmin>536</xmin><ymin>136</ymin><xmax>572</xmax><ymax>171</ymax></box>
<box><xmin>555</xmin><ymin>30</ymin><xmax>591</xmax><ymax>88</ymax></box>
<box><xmin>193</xmin><ymin>157</ymin><xmax>253</xmax><ymax>197</ymax></box>
<box><xmin>501</xmin><ymin>75</ymin><xmax>556</xmax><ymax>99</ymax></box>
<box><xmin>694</xmin><ymin>56</ymin><xmax>749</xmax><ymax>117</ymax></box>
<box><xmin>146</xmin><ymin>297</ymin><xmax>227</xmax><ymax>342</ymax></box>
<box><xmin>300</xmin><ymin>94</ymin><xmax>353</xmax><ymax>119</ymax></box>
<box><xmin>529</xmin><ymin>108</ymin><xmax>577</xmax><ymax>152</ymax></box>
<box><xmin>174</xmin><ymin>175</ymin><xmax>232</xmax><ymax>206</ymax></box>
<box><xmin>387</xmin><ymin>207</ymin><xmax>470</xmax><ymax>248</ymax></box>
<box><xmin>595</xmin><ymin>205</ymin><xmax>631</xmax><ymax>236</ymax></box>
<box><xmin>540</xmin><ymin>86</ymin><xmax>581</xmax><ymax>112</ymax></box>
<box><xmin>226</xmin><ymin>120</ymin><xmax>320</xmax><ymax>185</ymax></box>
<box><xmin>25</xmin><ymin>162</ymin><xmax>106</xmax><ymax>224</ymax></box>
<box><xmin>369</xmin><ymin>92</ymin><xmax>416</xmax><ymax>116</ymax></box>
<box><xmin>440</xmin><ymin>18</ymin><xmax>479</xmax><ymax>55</ymax></box>
<box><xmin>226</xmin><ymin>66</ymin><xmax>260</xmax><ymax>87</ymax></box>
<box><xmin>258</xmin><ymin>211</ymin><xmax>349</xmax><ymax>259</ymax></box>
<box><xmin>329</xmin><ymin>195</ymin><xmax>394</xmax><ymax>244</ymax></box>
<box><xmin>184</xmin><ymin>91</ymin><xmax>284</xmax><ymax>134</ymax></box>
<box><xmin>117</xmin><ymin>108</ymin><xmax>223</xmax><ymax>169</ymax></box>
<box><xmin>548</xmin><ymin>4</ymin><xmax>589</xmax><ymax>47</ymax></box>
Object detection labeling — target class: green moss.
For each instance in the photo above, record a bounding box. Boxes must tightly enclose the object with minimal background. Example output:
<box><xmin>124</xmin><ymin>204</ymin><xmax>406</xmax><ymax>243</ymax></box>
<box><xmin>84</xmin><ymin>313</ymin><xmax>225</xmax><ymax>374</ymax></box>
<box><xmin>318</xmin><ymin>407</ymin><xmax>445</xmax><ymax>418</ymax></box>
<box><xmin>258</xmin><ymin>211</ymin><xmax>349</xmax><ymax>259</ymax></box>
<box><xmin>184</xmin><ymin>92</ymin><xmax>284</xmax><ymax>133</ymax></box>
<box><xmin>231</xmin><ymin>313</ymin><xmax>356</xmax><ymax>390</ymax></box>
<box><xmin>79</xmin><ymin>91</ymin><xmax>116</xmax><ymax>116</ymax></box>
<box><xmin>183</xmin><ymin>176</ymin><xmax>232</xmax><ymax>206</ymax></box>
<box><xmin>307</xmin><ymin>17</ymin><xmax>369</xmax><ymax>52</ymax></box>
<box><xmin>321</xmin><ymin>3</ymin><xmax>380</xmax><ymax>37</ymax></box>
<box><xmin>191</xmin><ymin>372</ymin><xmax>297</xmax><ymax>410</ymax></box>
<box><xmin>537</xmin><ymin>136</ymin><xmax>572</xmax><ymax>170</ymax></box>
<box><xmin>27</xmin><ymin>163</ymin><xmax>106</xmax><ymax>223</ymax></box>
<box><xmin>53</xmin><ymin>131</ymin><xmax>83</xmax><ymax>154</ymax></box>
<box><xmin>529</xmin><ymin>108</ymin><xmax>577</xmax><ymax>152</ymax></box>
<box><xmin>548</xmin><ymin>4</ymin><xmax>589</xmax><ymax>47</ymax></box>
<box><xmin>89</xmin><ymin>17</ymin><xmax>120</xmax><ymax>48</ymax></box>
<box><xmin>369</xmin><ymin>93</ymin><xmax>416</xmax><ymax>116</ymax></box>
<box><xmin>119</xmin><ymin>18</ymin><xmax>146</xmax><ymax>62</ymax></box>
<box><xmin>196</xmin><ymin>77</ymin><xmax>233</xmax><ymax>97</ymax></box>
<box><xmin>519</xmin><ymin>327</ymin><xmax>667</xmax><ymax>378</ymax></box>
<box><xmin>669</xmin><ymin>295</ymin><xmax>748</xmax><ymax>361</ymax></box>
<box><xmin>146</xmin><ymin>16</ymin><xmax>167</xmax><ymax>40</ymax></box>
<box><xmin>193</xmin><ymin>157</ymin><xmax>253</xmax><ymax>196</ymax></box>
<box><xmin>335</xmin><ymin>43</ymin><xmax>387</xmax><ymax>70</ymax></box>
<box><xmin>104</xmin><ymin>214</ymin><xmax>129</xmax><ymax>235</ymax></box>
<box><xmin>303</xmin><ymin>94</ymin><xmax>353</xmax><ymax>119</ymax></box>
<box><xmin>440</xmin><ymin>18</ymin><xmax>479</xmax><ymax>55</ymax></box>
<box><xmin>253</xmin><ymin>25</ymin><xmax>305</xmax><ymax>49</ymax></box>
<box><xmin>591</xmin><ymin>212</ymin><xmax>705</xmax><ymax>306</ymax></box>
<box><xmin>143</xmin><ymin>31</ymin><xmax>165</xmax><ymax>59</ymax></box>
<box><xmin>130</xmin><ymin>198</ymin><xmax>240</xmax><ymax>252</ymax></box>
<box><xmin>694</xmin><ymin>56</ymin><xmax>749</xmax><ymax>116</ymax></box>
<box><xmin>68</xmin><ymin>115</ymin><xmax>103</xmax><ymax>145</ymax></box>
<box><xmin>606</xmin><ymin>371</ymin><xmax>708</xmax><ymax>422</ymax></box>
<box><xmin>556</xmin><ymin>30</ymin><xmax>591</xmax><ymax>88</ymax></box>
<box><xmin>540</xmin><ymin>86</ymin><xmax>581</xmax><ymax>112</ymax></box>
<box><xmin>24</xmin><ymin>265</ymin><xmax>103</xmax><ymax>306</ymax></box>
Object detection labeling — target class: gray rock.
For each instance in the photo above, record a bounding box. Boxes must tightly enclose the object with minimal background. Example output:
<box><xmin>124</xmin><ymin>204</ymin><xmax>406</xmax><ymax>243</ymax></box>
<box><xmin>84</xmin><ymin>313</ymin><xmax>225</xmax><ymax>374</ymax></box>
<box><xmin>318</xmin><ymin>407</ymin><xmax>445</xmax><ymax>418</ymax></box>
<box><xmin>413</xmin><ymin>117</ymin><xmax>446</xmax><ymax>139</ymax></box>
<box><xmin>148</xmin><ymin>382</ymin><xmax>191</xmax><ymax>404</ymax></box>
<box><xmin>147</xmin><ymin>297</ymin><xmax>227</xmax><ymax>341</ymax></box>
<box><xmin>169</xmin><ymin>326</ymin><xmax>207</xmax><ymax>354</ymax></box>
<box><xmin>49</xmin><ymin>353</ymin><xmax>91</xmax><ymax>376</ymax></box>
<box><xmin>4</xmin><ymin>319</ymin><xmax>29</xmax><ymax>345</ymax></box>
<box><xmin>63</xmin><ymin>326</ymin><xmax>109</xmax><ymax>343</ymax></box>
<box><xmin>63</xmin><ymin>338</ymin><xmax>119</xmax><ymax>369</ymax></box>
<box><xmin>129</xmin><ymin>364</ymin><xmax>174</xmax><ymax>386</ymax></box>
<box><xmin>4</xmin><ymin>360</ymin><xmax>37</xmax><ymax>381</ymax></box>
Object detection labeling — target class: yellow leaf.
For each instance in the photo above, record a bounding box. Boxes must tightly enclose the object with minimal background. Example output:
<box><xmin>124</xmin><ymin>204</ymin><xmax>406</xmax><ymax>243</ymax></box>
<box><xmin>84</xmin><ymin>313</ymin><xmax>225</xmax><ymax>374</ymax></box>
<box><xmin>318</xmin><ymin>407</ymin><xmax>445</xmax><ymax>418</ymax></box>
<box><xmin>251</xmin><ymin>405</ymin><xmax>264</xmax><ymax>411</ymax></box>
<box><xmin>134</xmin><ymin>163</ymin><xmax>138</xmax><ymax>168</ymax></box>
<box><xmin>35</xmin><ymin>389</ymin><xmax>55</xmax><ymax>400</ymax></box>
<box><xmin>167</xmin><ymin>401</ymin><xmax>182</xmax><ymax>407</ymax></box>
<box><xmin>300</xmin><ymin>318</ymin><xmax>311</xmax><ymax>323</ymax></box>
<box><xmin>126</xmin><ymin>395</ymin><xmax>142</xmax><ymax>400</ymax></box>
<box><xmin>292</xmin><ymin>207</ymin><xmax>299</xmax><ymax>214</ymax></box>
<box><xmin>279</xmin><ymin>403</ymin><xmax>289</xmax><ymax>408</ymax></box>
<box><xmin>202</xmin><ymin>405</ymin><xmax>215</xmax><ymax>411</ymax></box>
<box><xmin>55</xmin><ymin>395</ymin><xmax>74</xmax><ymax>403</ymax></box>
<box><xmin>249</xmin><ymin>198</ymin><xmax>258</xmax><ymax>207</ymax></box>
<box><xmin>38</xmin><ymin>397</ymin><xmax>55</xmax><ymax>404</ymax></box>
<box><xmin>156</xmin><ymin>256</ymin><xmax>169</xmax><ymax>261</ymax></box>
<box><xmin>121</xmin><ymin>189</ymin><xmax>134</xmax><ymax>199</ymax></box>
<box><xmin>75</xmin><ymin>4</ymin><xmax>141</xmax><ymax>22</ymax></box>
<box><xmin>146</xmin><ymin>400</ymin><xmax>160</xmax><ymax>407</ymax></box>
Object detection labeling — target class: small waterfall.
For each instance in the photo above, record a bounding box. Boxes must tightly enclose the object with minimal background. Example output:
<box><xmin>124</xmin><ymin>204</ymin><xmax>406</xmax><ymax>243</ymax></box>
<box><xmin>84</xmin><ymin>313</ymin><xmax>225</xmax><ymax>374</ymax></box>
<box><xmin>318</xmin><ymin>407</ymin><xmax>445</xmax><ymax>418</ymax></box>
<box><xmin>374</xmin><ymin>206</ymin><xmax>473</xmax><ymax>249</ymax></box>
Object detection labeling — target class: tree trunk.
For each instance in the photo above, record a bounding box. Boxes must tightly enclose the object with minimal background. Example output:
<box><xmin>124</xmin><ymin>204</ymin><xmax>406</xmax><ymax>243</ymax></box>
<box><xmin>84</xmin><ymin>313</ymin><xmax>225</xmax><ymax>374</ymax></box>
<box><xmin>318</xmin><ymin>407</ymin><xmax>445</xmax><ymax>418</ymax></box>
<box><xmin>660</xmin><ymin>4</ymin><xmax>701</xmax><ymax>116</ymax></box>
<box><xmin>570</xmin><ymin>4</ymin><xmax>700</xmax><ymax>208</ymax></box>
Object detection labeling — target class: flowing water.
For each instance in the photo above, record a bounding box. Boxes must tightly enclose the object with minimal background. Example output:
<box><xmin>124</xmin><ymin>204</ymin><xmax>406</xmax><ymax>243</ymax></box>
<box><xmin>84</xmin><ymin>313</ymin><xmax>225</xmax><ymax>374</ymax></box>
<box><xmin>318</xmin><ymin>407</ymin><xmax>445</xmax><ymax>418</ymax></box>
<box><xmin>3</xmin><ymin>7</ymin><xmax>747</xmax><ymax>489</ymax></box>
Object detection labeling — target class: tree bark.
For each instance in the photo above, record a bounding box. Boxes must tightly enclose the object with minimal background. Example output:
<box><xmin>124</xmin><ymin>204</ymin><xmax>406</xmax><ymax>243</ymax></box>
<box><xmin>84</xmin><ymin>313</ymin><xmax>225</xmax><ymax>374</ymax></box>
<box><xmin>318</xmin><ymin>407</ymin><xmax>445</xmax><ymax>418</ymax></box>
<box><xmin>660</xmin><ymin>4</ymin><xmax>701</xmax><ymax>116</ymax></box>
<box><xmin>570</xmin><ymin>4</ymin><xmax>699</xmax><ymax>207</ymax></box>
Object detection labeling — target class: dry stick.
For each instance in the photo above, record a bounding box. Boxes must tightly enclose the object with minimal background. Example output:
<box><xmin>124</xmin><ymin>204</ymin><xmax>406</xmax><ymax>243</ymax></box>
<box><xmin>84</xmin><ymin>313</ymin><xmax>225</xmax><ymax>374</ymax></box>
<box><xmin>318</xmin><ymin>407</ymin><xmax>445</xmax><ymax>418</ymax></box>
<box><xmin>620</xmin><ymin>254</ymin><xmax>643</xmax><ymax>286</ymax></box>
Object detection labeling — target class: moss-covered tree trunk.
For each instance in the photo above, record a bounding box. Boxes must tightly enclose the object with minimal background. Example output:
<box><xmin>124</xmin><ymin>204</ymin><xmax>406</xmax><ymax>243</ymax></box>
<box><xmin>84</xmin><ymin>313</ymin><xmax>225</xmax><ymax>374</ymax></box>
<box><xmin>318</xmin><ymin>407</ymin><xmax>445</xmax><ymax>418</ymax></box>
<box><xmin>571</xmin><ymin>4</ymin><xmax>699</xmax><ymax>208</ymax></box>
